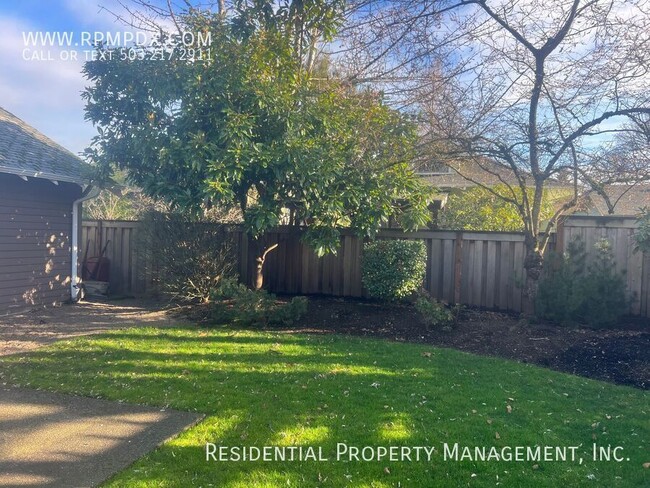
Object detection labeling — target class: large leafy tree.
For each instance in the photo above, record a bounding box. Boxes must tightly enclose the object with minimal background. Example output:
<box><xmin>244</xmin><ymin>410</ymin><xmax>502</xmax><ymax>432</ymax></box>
<box><xmin>83</xmin><ymin>9</ymin><xmax>431</xmax><ymax>288</ymax></box>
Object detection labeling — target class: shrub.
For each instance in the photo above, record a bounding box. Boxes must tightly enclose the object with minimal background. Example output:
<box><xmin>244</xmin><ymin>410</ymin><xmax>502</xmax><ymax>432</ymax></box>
<box><xmin>535</xmin><ymin>238</ymin><xmax>586</xmax><ymax>324</ymax></box>
<box><xmin>634</xmin><ymin>207</ymin><xmax>650</xmax><ymax>253</ymax></box>
<box><xmin>361</xmin><ymin>240</ymin><xmax>427</xmax><ymax>301</ymax></box>
<box><xmin>137</xmin><ymin>211</ymin><xmax>237</xmax><ymax>302</ymax></box>
<box><xmin>415</xmin><ymin>296</ymin><xmax>456</xmax><ymax>328</ymax></box>
<box><xmin>536</xmin><ymin>237</ymin><xmax>628</xmax><ymax>328</ymax></box>
<box><xmin>210</xmin><ymin>278</ymin><xmax>308</xmax><ymax>327</ymax></box>
<box><xmin>276</xmin><ymin>296</ymin><xmax>309</xmax><ymax>324</ymax></box>
<box><xmin>576</xmin><ymin>239</ymin><xmax>629</xmax><ymax>327</ymax></box>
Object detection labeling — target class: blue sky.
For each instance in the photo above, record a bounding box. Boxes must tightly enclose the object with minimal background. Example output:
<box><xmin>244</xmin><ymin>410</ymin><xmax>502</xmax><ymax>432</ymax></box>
<box><xmin>1</xmin><ymin>1</ymin><xmax>633</xmax><ymax>158</ymax></box>
<box><xmin>0</xmin><ymin>0</ymin><xmax>144</xmax><ymax>155</ymax></box>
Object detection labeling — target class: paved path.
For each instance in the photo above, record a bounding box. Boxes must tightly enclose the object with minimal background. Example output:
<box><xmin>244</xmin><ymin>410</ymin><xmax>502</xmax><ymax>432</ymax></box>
<box><xmin>0</xmin><ymin>387</ymin><xmax>202</xmax><ymax>487</ymax></box>
<box><xmin>0</xmin><ymin>300</ymin><xmax>201</xmax><ymax>487</ymax></box>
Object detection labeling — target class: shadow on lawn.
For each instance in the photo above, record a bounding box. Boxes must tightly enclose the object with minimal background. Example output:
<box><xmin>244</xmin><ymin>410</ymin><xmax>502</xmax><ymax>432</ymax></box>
<box><xmin>1</xmin><ymin>328</ymin><xmax>647</xmax><ymax>487</ymax></box>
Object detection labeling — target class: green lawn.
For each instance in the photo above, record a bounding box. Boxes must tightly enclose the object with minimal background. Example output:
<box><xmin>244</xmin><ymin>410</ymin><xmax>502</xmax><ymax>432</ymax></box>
<box><xmin>0</xmin><ymin>327</ymin><xmax>648</xmax><ymax>487</ymax></box>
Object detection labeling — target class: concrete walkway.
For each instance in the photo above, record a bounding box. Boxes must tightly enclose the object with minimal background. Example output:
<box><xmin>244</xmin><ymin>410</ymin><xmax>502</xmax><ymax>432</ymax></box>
<box><xmin>0</xmin><ymin>300</ymin><xmax>201</xmax><ymax>487</ymax></box>
<box><xmin>0</xmin><ymin>387</ymin><xmax>202</xmax><ymax>487</ymax></box>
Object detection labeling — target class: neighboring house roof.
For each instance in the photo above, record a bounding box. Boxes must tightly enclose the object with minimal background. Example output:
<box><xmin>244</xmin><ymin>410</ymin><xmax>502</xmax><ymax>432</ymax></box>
<box><xmin>582</xmin><ymin>184</ymin><xmax>650</xmax><ymax>216</ymax></box>
<box><xmin>417</xmin><ymin>160</ymin><xmax>566</xmax><ymax>190</ymax></box>
<box><xmin>0</xmin><ymin>106</ymin><xmax>91</xmax><ymax>185</ymax></box>
<box><xmin>419</xmin><ymin>167</ymin><xmax>510</xmax><ymax>189</ymax></box>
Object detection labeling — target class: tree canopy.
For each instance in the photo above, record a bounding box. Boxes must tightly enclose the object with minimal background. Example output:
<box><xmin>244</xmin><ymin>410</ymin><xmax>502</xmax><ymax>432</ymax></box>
<box><xmin>83</xmin><ymin>10</ymin><xmax>432</xmax><ymax>258</ymax></box>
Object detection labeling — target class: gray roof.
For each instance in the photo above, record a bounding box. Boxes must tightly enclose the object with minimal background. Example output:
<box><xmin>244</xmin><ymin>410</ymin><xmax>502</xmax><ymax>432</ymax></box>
<box><xmin>0</xmin><ymin>107</ymin><xmax>91</xmax><ymax>185</ymax></box>
<box><xmin>583</xmin><ymin>184</ymin><xmax>650</xmax><ymax>216</ymax></box>
<box><xmin>418</xmin><ymin>160</ymin><xmax>568</xmax><ymax>190</ymax></box>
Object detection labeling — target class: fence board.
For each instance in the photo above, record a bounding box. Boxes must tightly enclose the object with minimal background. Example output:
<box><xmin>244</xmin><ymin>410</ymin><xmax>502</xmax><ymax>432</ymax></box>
<box><xmin>440</xmin><ymin>239</ymin><xmax>455</xmax><ymax>303</ymax></box>
<box><xmin>641</xmin><ymin>253</ymin><xmax>650</xmax><ymax>317</ymax></box>
<box><xmin>472</xmin><ymin>241</ymin><xmax>481</xmax><ymax>305</ymax></box>
<box><xmin>485</xmin><ymin>241</ymin><xmax>497</xmax><ymax>309</ymax></box>
<box><xmin>352</xmin><ymin>237</ymin><xmax>364</xmax><ymax>297</ymax></box>
<box><xmin>430</xmin><ymin>238</ymin><xmax>442</xmax><ymax>297</ymax></box>
<box><xmin>461</xmin><ymin>239</ymin><xmax>472</xmax><ymax>304</ymax></box>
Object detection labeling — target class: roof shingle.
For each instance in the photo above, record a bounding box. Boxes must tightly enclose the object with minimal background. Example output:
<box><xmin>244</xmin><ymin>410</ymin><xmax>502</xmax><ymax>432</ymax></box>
<box><xmin>0</xmin><ymin>107</ymin><xmax>90</xmax><ymax>185</ymax></box>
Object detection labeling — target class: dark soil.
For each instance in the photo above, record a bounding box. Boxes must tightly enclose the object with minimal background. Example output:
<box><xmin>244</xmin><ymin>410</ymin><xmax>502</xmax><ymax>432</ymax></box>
<box><xmin>281</xmin><ymin>297</ymin><xmax>650</xmax><ymax>390</ymax></box>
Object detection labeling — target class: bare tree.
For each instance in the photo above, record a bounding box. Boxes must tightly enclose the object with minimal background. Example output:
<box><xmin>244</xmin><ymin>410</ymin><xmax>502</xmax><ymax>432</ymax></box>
<box><xmin>572</xmin><ymin>115</ymin><xmax>650</xmax><ymax>214</ymax></box>
<box><xmin>339</xmin><ymin>0</ymin><xmax>650</xmax><ymax>298</ymax></box>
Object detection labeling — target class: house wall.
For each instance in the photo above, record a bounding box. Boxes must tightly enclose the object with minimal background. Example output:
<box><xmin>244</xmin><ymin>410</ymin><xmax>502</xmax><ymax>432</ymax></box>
<box><xmin>0</xmin><ymin>173</ymin><xmax>82</xmax><ymax>312</ymax></box>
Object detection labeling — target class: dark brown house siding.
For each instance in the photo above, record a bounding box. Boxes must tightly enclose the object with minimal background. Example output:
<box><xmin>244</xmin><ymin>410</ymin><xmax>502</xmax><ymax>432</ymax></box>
<box><xmin>0</xmin><ymin>173</ymin><xmax>82</xmax><ymax>311</ymax></box>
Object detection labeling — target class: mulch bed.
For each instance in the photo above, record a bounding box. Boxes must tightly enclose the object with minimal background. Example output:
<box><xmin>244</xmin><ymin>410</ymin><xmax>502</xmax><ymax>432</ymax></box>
<box><xmin>279</xmin><ymin>297</ymin><xmax>650</xmax><ymax>390</ymax></box>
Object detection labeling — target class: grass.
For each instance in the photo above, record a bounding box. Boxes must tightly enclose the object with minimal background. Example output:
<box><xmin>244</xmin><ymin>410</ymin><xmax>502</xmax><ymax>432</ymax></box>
<box><xmin>0</xmin><ymin>326</ymin><xmax>648</xmax><ymax>487</ymax></box>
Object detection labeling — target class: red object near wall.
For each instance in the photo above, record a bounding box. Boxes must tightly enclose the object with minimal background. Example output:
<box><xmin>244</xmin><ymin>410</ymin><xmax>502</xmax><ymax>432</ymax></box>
<box><xmin>83</xmin><ymin>256</ymin><xmax>110</xmax><ymax>282</ymax></box>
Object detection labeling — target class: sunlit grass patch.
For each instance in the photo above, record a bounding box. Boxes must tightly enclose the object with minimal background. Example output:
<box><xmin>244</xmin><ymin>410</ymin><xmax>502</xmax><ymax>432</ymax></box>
<box><xmin>0</xmin><ymin>327</ymin><xmax>647</xmax><ymax>487</ymax></box>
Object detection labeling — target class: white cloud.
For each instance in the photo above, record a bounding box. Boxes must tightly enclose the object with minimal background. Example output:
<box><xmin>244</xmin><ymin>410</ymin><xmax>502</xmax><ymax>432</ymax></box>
<box><xmin>0</xmin><ymin>15</ymin><xmax>96</xmax><ymax>155</ymax></box>
<box><xmin>0</xmin><ymin>1</ymin><xmax>191</xmax><ymax>156</ymax></box>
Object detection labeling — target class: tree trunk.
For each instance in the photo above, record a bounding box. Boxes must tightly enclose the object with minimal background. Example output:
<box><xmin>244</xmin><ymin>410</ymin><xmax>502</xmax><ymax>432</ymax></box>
<box><xmin>522</xmin><ymin>232</ymin><xmax>544</xmax><ymax>313</ymax></box>
<box><xmin>253</xmin><ymin>243</ymin><xmax>279</xmax><ymax>290</ymax></box>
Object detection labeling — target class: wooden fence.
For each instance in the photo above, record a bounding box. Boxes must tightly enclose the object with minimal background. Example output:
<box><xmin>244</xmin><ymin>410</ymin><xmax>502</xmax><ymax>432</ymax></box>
<box><xmin>236</xmin><ymin>227</ymin><xmax>532</xmax><ymax>312</ymax></box>
<box><xmin>557</xmin><ymin>215</ymin><xmax>650</xmax><ymax>317</ymax></box>
<box><xmin>81</xmin><ymin>220</ymin><xmax>144</xmax><ymax>296</ymax></box>
<box><xmin>81</xmin><ymin>220</ymin><xmax>532</xmax><ymax>312</ymax></box>
<box><xmin>81</xmin><ymin>216</ymin><xmax>649</xmax><ymax>317</ymax></box>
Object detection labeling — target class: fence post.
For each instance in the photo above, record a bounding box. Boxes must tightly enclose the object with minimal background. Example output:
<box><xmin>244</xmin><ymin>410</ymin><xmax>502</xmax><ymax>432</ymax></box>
<box><xmin>556</xmin><ymin>219</ymin><xmax>565</xmax><ymax>253</ymax></box>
